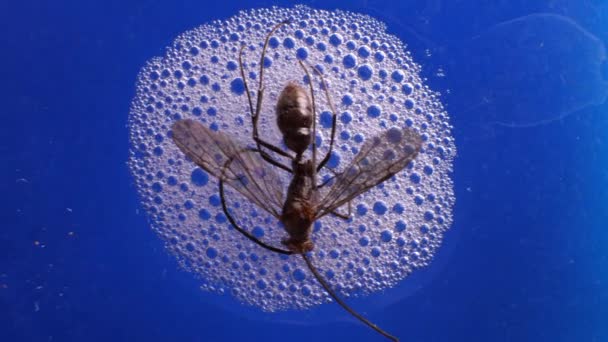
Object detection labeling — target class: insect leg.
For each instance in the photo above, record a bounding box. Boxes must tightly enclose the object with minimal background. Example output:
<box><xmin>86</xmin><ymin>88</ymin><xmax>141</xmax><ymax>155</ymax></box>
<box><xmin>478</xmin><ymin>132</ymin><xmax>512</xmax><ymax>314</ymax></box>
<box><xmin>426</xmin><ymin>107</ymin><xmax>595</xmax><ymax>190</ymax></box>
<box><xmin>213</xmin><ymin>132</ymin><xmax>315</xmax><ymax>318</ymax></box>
<box><xmin>219</xmin><ymin>150</ymin><xmax>293</xmax><ymax>255</ymax></box>
<box><xmin>219</xmin><ymin>179</ymin><xmax>292</xmax><ymax>255</ymax></box>
<box><xmin>242</xmin><ymin>20</ymin><xmax>295</xmax><ymax>167</ymax></box>
<box><xmin>327</xmin><ymin>201</ymin><xmax>351</xmax><ymax>220</ymax></box>
<box><xmin>239</xmin><ymin>43</ymin><xmax>293</xmax><ymax>174</ymax></box>
<box><xmin>301</xmin><ymin>253</ymin><xmax>399</xmax><ymax>341</ymax></box>
<box><xmin>305</xmin><ymin>62</ymin><xmax>338</xmax><ymax>172</ymax></box>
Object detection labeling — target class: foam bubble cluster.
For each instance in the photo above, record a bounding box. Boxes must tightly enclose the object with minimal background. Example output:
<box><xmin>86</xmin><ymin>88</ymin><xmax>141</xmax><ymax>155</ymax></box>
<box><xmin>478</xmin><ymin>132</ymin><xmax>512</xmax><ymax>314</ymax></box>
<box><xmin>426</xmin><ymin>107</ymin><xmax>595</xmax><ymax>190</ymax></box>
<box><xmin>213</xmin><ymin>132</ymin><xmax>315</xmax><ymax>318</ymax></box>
<box><xmin>129</xmin><ymin>5</ymin><xmax>456</xmax><ymax>311</ymax></box>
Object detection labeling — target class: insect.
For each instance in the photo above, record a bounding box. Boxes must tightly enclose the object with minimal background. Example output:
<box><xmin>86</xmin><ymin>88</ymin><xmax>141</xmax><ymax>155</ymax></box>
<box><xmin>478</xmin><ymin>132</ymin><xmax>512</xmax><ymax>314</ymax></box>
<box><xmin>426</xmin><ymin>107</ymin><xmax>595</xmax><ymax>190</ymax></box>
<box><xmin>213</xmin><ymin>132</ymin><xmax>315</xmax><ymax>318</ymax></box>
<box><xmin>171</xmin><ymin>20</ymin><xmax>422</xmax><ymax>342</ymax></box>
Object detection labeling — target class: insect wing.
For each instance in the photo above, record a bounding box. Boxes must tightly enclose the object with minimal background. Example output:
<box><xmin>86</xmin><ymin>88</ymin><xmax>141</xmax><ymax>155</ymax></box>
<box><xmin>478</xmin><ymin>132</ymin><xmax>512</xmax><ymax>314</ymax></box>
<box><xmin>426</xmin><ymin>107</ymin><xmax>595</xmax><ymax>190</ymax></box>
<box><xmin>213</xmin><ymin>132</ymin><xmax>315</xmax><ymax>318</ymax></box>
<box><xmin>316</xmin><ymin>127</ymin><xmax>422</xmax><ymax>219</ymax></box>
<box><xmin>171</xmin><ymin>119</ymin><xmax>284</xmax><ymax>218</ymax></box>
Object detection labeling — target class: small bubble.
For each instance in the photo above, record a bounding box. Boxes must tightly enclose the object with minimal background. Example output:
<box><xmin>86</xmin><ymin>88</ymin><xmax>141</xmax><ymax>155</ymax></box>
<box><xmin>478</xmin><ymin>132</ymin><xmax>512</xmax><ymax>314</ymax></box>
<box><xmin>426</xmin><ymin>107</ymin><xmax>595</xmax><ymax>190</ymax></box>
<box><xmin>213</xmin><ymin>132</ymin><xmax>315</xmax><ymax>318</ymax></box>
<box><xmin>293</xmin><ymin>268</ymin><xmax>306</xmax><ymax>281</ymax></box>
<box><xmin>391</xmin><ymin>70</ymin><xmax>404</xmax><ymax>82</ymax></box>
<box><xmin>373</xmin><ymin>201</ymin><xmax>387</xmax><ymax>215</ymax></box>
<box><xmin>343</xmin><ymin>54</ymin><xmax>357</xmax><ymax>68</ymax></box>
<box><xmin>215</xmin><ymin>213</ymin><xmax>227</xmax><ymax>223</ymax></box>
<box><xmin>357</xmin><ymin>64</ymin><xmax>373</xmax><ymax>80</ymax></box>
<box><xmin>206</xmin><ymin>247</ymin><xmax>218</xmax><ymax>259</ymax></box>
<box><xmin>301</xmin><ymin>285</ymin><xmax>312</xmax><ymax>296</ymax></box>
<box><xmin>230</xmin><ymin>78</ymin><xmax>245</xmax><ymax>95</ymax></box>
<box><xmin>329</xmin><ymin>33</ymin><xmax>343</xmax><ymax>46</ymax></box>
<box><xmin>263</xmin><ymin>56</ymin><xmax>273</xmax><ymax>68</ymax></box>
<box><xmin>371</xmin><ymin>247</ymin><xmax>381</xmax><ymax>257</ymax></box>
<box><xmin>329</xmin><ymin>249</ymin><xmax>340</xmax><ymax>259</ymax></box>
<box><xmin>356</xmin><ymin>204</ymin><xmax>368</xmax><ymax>216</ymax></box>
<box><xmin>320</xmin><ymin>111</ymin><xmax>333</xmax><ymax>128</ymax></box>
<box><xmin>167</xmin><ymin>176</ymin><xmax>178</xmax><ymax>186</ymax></box>
<box><xmin>296</xmin><ymin>47</ymin><xmax>309</xmax><ymax>60</ymax></box>
<box><xmin>405</xmin><ymin>99</ymin><xmax>415</xmax><ymax>109</ymax></box>
<box><xmin>395</xmin><ymin>220</ymin><xmax>407</xmax><ymax>232</ymax></box>
<box><xmin>191</xmin><ymin>169</ymin><xmax>209</xmax><ymax>186</ymax></box>
<box><xmin>357</xmin><ymin>46</ymin><xmax>371</xmax><ymax>58</ymax></box>
<box><xmin>227</xmin><ymin>61</ymin><xmax>238</xmax><ymax>71</ymax></box>
<box><xmin>209</xmin><ymin>194</ymin><xmax>221</xmax><ymax>206</ymax></box>
<box><xmin>380</xmin><ymin>230</ymin><xmax>392</xmax><ymax>242</ymax></box>
<box><xmin>367</xmin><ymin>104</ymin><xmax>382</xmax><ymax>118</ymax></box>
<box><xmin>354</xmin><ymin>133</ymin><xmax>364</xmax><ymax>143</ymax></box>
<box><xmin>359</xmin><ymin>236</ymin><xmax>370</xmax><ymax>247</ymax></box>
<box><xmin>269</xmin><ymin>36</ymin><xmax>279</xmax><ymax>48</ymax></box>
<box><xmin>252</xmin><ymin>226</ymin><xmax>264</xmax><ymax>238</ymax></box>
<box><xmin>283</xmin><ymin>37</ymin><xmax>295</xmax><ymax>49</ymax></box>
<box><xmin>152</xmin><ymin>182</ymin><xmax>163</xmax><ymax>193</ymax></box>
<box><xmin>393</xmin><ymin>203</ymin><xmax>404</xmax><ymax>214</ymax></box>
<box><xmin>327</xmin><ymin>151</ymin><xmax>340</xmax><ymax>168</ymax></box>
<box><xmin>341</xmin><ymin>94</ymin><xmax>354</xmax><ymax>106</ymax></box>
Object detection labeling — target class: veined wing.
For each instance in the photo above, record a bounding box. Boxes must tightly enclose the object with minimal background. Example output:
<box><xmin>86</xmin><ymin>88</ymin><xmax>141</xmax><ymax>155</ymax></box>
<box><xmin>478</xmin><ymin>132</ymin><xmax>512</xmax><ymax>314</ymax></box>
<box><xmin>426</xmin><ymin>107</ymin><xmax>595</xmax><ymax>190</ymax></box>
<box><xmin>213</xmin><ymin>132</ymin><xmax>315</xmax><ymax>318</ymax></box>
<box><xmin>171</xmin><ymin>119</ymin><xmax>284</xmax><ymax>218</ymax></box>
<box><xmin>316</xmin><ymin>127</ymin><xmax>422</xmax><ymax>219</ymax></box>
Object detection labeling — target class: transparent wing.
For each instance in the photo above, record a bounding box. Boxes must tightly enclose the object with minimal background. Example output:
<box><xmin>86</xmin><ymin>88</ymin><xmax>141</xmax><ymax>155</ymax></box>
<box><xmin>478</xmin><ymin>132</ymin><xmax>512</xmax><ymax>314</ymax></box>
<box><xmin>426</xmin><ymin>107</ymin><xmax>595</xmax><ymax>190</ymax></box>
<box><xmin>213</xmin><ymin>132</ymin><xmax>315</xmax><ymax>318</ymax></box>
<box><xmin>171</xmin><ymin>119</ymin><xmax>284</xmax><ymax>219</ymax></box>
<box><xmin>316</xmin><ymin>127</ymin><xmax>422</xmax><ymax>219</ymax></box>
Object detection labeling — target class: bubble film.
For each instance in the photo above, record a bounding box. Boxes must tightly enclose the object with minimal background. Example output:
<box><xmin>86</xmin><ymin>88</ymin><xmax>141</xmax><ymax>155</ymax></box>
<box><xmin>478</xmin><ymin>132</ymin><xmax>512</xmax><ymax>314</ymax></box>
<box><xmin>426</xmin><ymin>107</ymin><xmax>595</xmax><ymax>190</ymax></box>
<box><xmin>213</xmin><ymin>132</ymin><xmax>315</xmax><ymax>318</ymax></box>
<box><xmin>129</xmin><ymin>5</ymin><xmax>456</xmax><ymax>311</ymax></box>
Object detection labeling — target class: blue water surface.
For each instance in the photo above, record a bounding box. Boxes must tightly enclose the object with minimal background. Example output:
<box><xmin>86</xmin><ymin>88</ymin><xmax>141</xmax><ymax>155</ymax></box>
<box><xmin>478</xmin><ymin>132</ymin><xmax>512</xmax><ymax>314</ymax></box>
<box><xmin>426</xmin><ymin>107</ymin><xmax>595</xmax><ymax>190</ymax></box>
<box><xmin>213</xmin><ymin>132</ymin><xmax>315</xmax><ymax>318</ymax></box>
<box><xmin>2</xmin><ymin>1</ymin><xmax>608</xmax><ymax>341</ymax></box>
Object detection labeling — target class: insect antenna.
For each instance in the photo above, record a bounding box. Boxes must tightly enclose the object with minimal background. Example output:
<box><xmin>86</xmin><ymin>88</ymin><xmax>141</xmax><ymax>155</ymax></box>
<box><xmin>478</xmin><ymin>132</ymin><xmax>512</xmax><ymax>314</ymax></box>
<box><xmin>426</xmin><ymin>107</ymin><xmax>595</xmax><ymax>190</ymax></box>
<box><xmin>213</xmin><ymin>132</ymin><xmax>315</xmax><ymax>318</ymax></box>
<box><xmin>301</xmin><ymin>253</ymin><xmax>399</xmax><ymax>341</ymax></box>
<box><xmin>302</xmin><ymin>61</ymin><xmax>338</xmax><ymax>172</ymax></box>
<box><xmin>297</xmin><ymin>60</ymin><xmax>318</xmax><ymax>181</ymax></box>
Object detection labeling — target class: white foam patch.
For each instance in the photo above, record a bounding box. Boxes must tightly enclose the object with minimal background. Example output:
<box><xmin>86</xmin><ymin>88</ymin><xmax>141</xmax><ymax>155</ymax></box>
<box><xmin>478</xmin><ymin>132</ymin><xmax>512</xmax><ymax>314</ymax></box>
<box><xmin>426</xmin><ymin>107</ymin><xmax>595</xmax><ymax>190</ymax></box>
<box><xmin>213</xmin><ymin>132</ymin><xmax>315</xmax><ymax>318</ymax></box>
<box><xmin>128</xmin><ymin>5</ymin><xmax>456</xmax><ymax>311</ymax></box>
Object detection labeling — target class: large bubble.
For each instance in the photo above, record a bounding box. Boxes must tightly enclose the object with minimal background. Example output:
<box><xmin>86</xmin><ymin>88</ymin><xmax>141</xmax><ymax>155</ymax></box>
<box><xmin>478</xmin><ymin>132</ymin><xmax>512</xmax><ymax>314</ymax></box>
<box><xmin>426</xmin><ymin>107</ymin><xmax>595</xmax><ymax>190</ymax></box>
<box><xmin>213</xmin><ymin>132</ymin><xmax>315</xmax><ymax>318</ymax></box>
<box><xmin>128</xmin><ymin>5</ymin><xmax>456</xmax><ymax>312</ymax></box>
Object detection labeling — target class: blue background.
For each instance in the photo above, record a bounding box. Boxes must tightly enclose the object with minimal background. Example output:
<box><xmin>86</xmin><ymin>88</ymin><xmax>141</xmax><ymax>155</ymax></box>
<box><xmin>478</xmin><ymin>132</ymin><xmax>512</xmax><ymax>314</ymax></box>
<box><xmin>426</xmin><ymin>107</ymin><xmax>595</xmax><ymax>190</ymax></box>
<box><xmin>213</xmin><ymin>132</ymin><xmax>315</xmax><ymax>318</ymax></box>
<box><xmin>2</xmin><ymin>0</ymin><xmax>607</xmax><ymax>341</ymax></box>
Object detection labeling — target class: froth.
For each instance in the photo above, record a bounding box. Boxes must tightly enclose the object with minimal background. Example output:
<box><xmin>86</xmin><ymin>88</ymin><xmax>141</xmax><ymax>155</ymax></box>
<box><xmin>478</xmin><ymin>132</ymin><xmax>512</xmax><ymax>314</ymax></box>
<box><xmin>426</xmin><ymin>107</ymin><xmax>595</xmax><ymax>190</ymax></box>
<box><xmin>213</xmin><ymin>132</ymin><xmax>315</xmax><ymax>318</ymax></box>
<box><xmin>129</xmin><ymin>5</ymin><xmax>456</xmax><ymax>311</ymax></box>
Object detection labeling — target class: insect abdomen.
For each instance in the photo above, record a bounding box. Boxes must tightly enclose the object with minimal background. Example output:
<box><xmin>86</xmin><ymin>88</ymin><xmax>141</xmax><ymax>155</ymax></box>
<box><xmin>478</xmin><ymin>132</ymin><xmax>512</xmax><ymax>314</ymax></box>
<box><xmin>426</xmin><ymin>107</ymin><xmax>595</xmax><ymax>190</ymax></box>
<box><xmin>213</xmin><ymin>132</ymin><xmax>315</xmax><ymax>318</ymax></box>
<box><xmin>276</xmin><ymin>82</ymin><xmax>312</xmax><ymax>155</ymax></box>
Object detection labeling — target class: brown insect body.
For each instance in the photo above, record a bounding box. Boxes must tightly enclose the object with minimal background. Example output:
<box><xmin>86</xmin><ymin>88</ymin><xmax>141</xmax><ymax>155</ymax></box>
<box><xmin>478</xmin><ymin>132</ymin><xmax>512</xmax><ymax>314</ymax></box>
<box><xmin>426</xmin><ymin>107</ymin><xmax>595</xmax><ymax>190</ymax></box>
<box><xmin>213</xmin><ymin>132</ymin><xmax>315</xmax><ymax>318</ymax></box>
<box><xmin>280</xmin><ymin>159</ymin><xmax>316</xmax><ymax>253</ymax></box>
<box><xmin>275</xmin><ymin>82</ymin><xmax>318</xmax><ymax>253</ymax></box>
